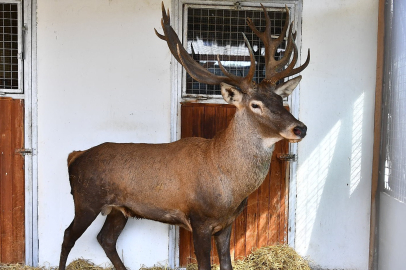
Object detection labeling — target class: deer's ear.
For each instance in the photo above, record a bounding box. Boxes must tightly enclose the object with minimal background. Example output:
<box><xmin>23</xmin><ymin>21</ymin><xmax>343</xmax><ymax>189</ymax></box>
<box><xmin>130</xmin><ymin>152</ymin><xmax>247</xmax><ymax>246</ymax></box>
<box><xmin>221</xmin><ymin>83</ymin><xmax>243</xmax><ymax>106</ymax></box>
<box><xmin>274</xmin><ymin>76</ymin><xmax>302</xmax><ymax>98</ymax></box>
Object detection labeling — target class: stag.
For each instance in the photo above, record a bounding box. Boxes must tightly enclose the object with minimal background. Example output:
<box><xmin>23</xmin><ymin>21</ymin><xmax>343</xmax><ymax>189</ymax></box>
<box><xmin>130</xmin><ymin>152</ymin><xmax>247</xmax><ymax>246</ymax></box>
<box><xmin>58</xmin><ymin>3</ymin><xmax>310</xmax><ymax>270</ymax></box>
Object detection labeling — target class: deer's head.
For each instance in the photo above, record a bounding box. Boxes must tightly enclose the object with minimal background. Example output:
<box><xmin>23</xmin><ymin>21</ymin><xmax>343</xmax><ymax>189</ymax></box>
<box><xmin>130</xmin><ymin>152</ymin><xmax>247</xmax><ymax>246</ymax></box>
<box><xmin>155</xmin><ymin>3</ymin><xmax>309</xmax><ymax>143</ymax></box>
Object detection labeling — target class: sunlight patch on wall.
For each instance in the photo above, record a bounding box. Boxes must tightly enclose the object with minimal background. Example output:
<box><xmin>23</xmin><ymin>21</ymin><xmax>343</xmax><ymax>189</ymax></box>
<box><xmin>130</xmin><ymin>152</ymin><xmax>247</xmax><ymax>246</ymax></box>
<box><xmin>349</xmin><ymin>93</ymin><xmax>364</xmax><ymax>196</ymax></box>
<box><xmin>296</xmin><ymin>120</ymin><xmax>342</xmax><ymax>253</ymax></box>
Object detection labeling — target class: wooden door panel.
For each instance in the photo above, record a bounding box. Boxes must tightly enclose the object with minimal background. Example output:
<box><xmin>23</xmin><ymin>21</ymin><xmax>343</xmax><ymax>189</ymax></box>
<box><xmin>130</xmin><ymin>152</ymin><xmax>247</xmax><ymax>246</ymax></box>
<box><xmin>0</xmin><ymin>97</ymin><xmax>25</xmax><ymax>263</ymax></box>
<box><xmin>179</xmin><ymin>103</ymin><xmax>288</xmax><ymax>266</ymax></box>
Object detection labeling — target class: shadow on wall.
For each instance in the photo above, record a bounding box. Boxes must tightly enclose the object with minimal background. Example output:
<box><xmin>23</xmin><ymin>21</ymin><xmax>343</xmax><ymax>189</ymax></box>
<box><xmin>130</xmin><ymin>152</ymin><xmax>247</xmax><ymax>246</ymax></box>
<box><xmin>295</xmin><ymin>92</ymin><xmax>368</xmax><ymax>269</ymax></box>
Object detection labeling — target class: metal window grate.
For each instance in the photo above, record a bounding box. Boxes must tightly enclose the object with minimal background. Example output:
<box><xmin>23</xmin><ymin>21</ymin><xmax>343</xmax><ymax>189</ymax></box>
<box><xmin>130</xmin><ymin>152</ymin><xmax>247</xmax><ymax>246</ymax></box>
<box><xmin>0</xmin><ymin>3</ymin><xmax>19</xmax><ymax>90</ymax></box>
<box><xmin>185</xmin><ymin>6</ymin><xmax>287</xmax><ymax>96</ymax></box>
<box><xmin>382</xmin><ymin>0</ymin><xmax>406</xmax><ymax>203</ymax></box>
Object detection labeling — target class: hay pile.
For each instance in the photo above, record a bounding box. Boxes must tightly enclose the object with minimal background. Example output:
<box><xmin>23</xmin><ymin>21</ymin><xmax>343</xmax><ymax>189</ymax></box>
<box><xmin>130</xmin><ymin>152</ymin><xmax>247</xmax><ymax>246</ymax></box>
<box><xmin>0</xmin><ymin>259</ymin><xmax>112</xmax><ymax>270</ymax></box>
<box><xmin>186</xmin><ymin>245</ymin><xmax>310</xmax><ymax>270</ymax></box>
<box><xmin>233</xmin><ymin>245</ymin><xmax>310</xmax><ymax>270</ymax></box>
<box><xmin>0</xmin><ymin>245</ymin><xmax>309</xmax><ymax>270</ymax></box>
<box><xmin>139</xmin><ymin>264</ymin><xmax>172</xmax><ymax>270</ymax></box>
<box><xmin>234</xmin><ymin>245</ymin><xmax>310</xmax><ymax>270</ymax></box>
<box><xmin>65</xmin><ymin>259</ymin><xmax>113</xmax><ymax>270</ymax></box>
<box><xmin>0</xmin><ymin>263</ymin><xmax>46</xmax><ymax>270</ymax></box>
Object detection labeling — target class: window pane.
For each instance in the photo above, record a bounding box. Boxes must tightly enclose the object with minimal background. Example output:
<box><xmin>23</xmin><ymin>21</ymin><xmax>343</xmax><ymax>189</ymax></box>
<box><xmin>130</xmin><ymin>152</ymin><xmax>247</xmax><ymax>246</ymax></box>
<box><xmin>186</xmin><ymin>7</ymin><xmax>287</xmax><ymax>96</ymax></box>
<box><xmin>0</xmin><ymin>3</ymin><xmax>19</xmax><ymax>90</ymax></box>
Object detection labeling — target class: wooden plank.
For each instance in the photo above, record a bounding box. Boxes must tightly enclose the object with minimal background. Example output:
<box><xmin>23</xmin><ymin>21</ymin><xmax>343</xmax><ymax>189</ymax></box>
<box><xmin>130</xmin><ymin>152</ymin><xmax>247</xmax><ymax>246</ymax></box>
<box><xmin>211</xmin><ymin>237</ymin><xmax>218</xmax><ymax>265</ymax></box>
<box><xmin>179</xmin><ymin>227</ymin><xmax>192</xmax><ymax>266</ymax></box>
<box><xmin>257</xmin><ymin>172</ymin><xmax>270</xmax><ymax>247</ymax></box>
<box><xmin>245</xmin><ymin>189</ymin><xmax>259</xmax><ymax>255</ymax></box>
<box><xmin>278</xmin><ymin>140</ymin><xmax>288</xmax><ymax>243</ymax></box>
<box><xmin>0</xmin><ymin>99</ymin><xmax>4</xmax><ymax>261</ymax></box>
<box><xmin>268</xmin><ymin>141</ymin><xmax>282</xmax><ymax>244</ymax></box>
<box><xmin>215</xmin><ymin>106</ymin><xmax>228</xmax><ymax>133</ymax></box>
<box><xmin>0</xmin><ymin>98</ymin><xmax>14</xmax><ymax>263</ymax></box>
<box><xmin>203</xmin><ymin>106</ymin><xmax>216</xmax><ymax>139</ymax></box>
<box><xmin>369</xmin><ymin>0</ymin><xmax>386</xmax><ymax>268</ymax></box>
<box><xmin>11</xmin><ymin>100</ymin><xmax>25</xmax><ymax>262</ymax></box>
<box><xmin>233</xmin><ymin>207</ymin><xmax>247</xmax><ymax>260</ymax></box>
<box><xmin>189</xmin><ymin>232</ymin><xmax>196</xmax><ymax>265</ymax></box>
<box><xmin>0</xmin><ymin>98</ymin><xmax>25</xmax><ymax>263</ymax></box>
<box><xmin>192</xmin><ymin>106</ymin><xmax>204</xmax><ymax>138</ymax></box>
<box><xmin>229</xmin><ymin>224</ymin><xmax>235</xmax><ymax>261</ymax></box>
<box><xmin>266</xmin><ymin>139</ymin><xmax>289</xmax><ymax>245</ymax></box>
<box><xmin>278</xmin><ymin>108</ymin><xmax>291</xmax><ymax>244</ymax></box>
<box><xmin>181</xmin><ymin>105</ymin><xmax>194</xmax><ymax>138</ymax></box>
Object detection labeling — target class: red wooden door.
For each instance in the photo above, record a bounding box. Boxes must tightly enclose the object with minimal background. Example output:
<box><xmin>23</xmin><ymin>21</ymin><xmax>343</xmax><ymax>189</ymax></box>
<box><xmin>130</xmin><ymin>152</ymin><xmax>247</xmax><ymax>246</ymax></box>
<box><xmin>179</xmin><ymin>103</ymin><xmax>289</xmax><ymax>266</ymax></box>
<box><xmin>0</xmin><ymin>97</ymin><xmax>25</xmax><ymax>263</ymax></box>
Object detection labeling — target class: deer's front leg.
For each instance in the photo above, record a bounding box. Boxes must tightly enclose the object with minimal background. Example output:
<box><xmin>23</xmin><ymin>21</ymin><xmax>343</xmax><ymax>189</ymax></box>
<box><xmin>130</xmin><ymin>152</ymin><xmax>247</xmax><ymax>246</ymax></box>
<box><xmin>191</xmin><ymin>223</ymin><xmax>212</xmax><ymax>270</ymax></box>
<box><xmin>214</xmin><ymin>225</ymin><xmax>233</xmax><ymax>270</ymax></box>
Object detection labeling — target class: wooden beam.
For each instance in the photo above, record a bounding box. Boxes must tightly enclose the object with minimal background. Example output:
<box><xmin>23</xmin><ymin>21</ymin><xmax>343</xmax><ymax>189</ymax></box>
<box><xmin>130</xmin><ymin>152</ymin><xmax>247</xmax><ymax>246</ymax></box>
<box><xmin>368</xmin><ymin>0</ymin><xmax>386</xmax><ymax>268</ymax></box>
<box><xmin>0</xmin><ymin>98</ymin><xmax>25</xmax><ymax>263</ymax></box>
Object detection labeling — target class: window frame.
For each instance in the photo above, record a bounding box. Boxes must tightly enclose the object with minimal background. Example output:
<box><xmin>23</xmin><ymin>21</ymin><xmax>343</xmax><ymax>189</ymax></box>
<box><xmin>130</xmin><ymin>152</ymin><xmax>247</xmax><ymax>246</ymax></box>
<box><xmin>173</xmin><ymin>0</ymin><xmax>303</xmax><ymax>103</ymax></box>
<box><xmin>0</xmin><ymin>0</ymin><xmax>23</xmax><ymax>94</ymax></box>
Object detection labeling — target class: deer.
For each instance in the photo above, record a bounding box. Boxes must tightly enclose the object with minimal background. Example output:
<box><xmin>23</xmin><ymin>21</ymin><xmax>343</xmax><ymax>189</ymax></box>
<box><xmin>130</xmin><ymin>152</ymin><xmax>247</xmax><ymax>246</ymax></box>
<box><xmin>58</xmin><ymin>3</ymin><xmax>310</xmax><ymax>270</ymax></box>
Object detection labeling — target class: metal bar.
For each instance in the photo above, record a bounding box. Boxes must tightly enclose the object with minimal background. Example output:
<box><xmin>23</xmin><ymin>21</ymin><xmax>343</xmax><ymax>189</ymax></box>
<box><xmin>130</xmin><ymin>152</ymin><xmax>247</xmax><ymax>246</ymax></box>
<box><xmin>182</xmin><ymin>3</ymin><xmax>290</xmax><ymax>97</ymax></box>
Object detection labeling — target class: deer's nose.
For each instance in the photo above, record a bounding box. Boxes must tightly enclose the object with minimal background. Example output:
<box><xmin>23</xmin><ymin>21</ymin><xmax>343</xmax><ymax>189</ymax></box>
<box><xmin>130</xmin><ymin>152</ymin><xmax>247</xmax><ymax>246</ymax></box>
<box><xmin>293</xmin><ymin>125</ymin><xmax>307</xmax><ymax>138</ymax></box>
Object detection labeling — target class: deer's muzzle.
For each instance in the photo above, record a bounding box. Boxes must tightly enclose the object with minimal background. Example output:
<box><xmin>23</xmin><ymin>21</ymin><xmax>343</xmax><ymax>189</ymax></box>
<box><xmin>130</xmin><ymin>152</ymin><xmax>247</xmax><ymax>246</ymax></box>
<box><xmin>293</xmin><ymin>125</ymin><xmax>307</xmax><ymax>138</ymax></box>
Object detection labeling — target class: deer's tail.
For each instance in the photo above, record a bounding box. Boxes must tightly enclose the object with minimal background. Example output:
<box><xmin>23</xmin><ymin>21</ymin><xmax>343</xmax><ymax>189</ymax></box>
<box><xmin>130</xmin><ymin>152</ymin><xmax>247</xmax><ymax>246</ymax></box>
<box><xmin>67</xmin><ymin>151</ymin><xmax>85</xmax><ymax>167</ymax></box>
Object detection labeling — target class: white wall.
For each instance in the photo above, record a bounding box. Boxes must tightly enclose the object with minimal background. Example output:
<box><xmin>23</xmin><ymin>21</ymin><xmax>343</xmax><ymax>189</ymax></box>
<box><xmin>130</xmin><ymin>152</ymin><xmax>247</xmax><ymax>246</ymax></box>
<box><xmin>297</xmin><ymin>0</ymin><xmax>378</xmax><ymax>269</ymax></box>
<box><xmin>36</xmin><ymin>0</ymin><xmax>378</xmax><ymax>269</ymax></box>
<box><xmin>378</xmin><ymin>193</ymin><xmax>406</xmax><ymax>269</ymax></box>
<box><xmin>37</xmin><ymin>0</ymin><xmax>172</xmax><ymax>268</ymax></box>
<box><xmin>378</xmin><ymin>192</ymin><xmax>406</xmax><ymax>270</ymax></box>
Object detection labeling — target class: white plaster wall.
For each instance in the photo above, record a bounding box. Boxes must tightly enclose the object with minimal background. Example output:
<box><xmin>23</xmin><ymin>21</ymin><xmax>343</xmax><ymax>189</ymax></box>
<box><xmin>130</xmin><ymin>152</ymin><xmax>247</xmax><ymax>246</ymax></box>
<box><xmin>37</xmin><ymin>0</ymin><xmax>172</xmax><ymax>268</ymax></box>
<box><xmin>297</xmin><ymin>0</ymin><xmax>378</xmax><ymax>269</ymax></box>
<box><xmin>378</xmin><ymin>193</ymin><xmax>406</xmax><ymax>269</ymax></box>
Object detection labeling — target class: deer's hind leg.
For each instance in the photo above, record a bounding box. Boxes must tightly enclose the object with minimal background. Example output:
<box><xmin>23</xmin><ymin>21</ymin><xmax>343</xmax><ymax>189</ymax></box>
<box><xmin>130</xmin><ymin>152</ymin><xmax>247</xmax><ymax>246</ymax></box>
<box><xmin>59</xmin><ymin>206</ymin><xmax>99</xmax><ymax>270</ymax></box>
<box><xmin>97</xmin><ymin>208</ymin><xmax>128</xmax><ymax>270</ymax></box>
<box><xmin>191</xmin><ymin>222</ymin><xmax>212</xmax><ymax>270</ymax></box>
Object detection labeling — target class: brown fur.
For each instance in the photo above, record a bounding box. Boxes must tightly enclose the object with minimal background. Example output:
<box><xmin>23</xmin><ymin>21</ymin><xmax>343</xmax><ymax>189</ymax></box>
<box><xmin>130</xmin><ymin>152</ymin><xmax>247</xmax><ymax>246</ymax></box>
<box><xmin>67</xmin><ymin>151</ymin><xmax>85</xmax><ymax>167</ymax></box>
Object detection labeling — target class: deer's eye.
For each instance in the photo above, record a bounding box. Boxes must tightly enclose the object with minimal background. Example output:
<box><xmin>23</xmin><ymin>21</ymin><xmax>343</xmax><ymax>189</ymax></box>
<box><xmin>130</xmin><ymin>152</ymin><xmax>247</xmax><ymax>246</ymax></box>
<box><xmin>251</xmin><ymin>103</ymin><xmax>260</xmax><ymax>109</ymax></box>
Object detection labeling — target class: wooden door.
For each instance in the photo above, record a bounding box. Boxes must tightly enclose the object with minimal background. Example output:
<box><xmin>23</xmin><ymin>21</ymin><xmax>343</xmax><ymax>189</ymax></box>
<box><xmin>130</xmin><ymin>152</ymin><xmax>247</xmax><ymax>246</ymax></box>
<box><xmin>179</xmin><ymin>103</ymin><xmax>289</xmax><ymax>266</ymax></box>
<box><xmin>0</xmin><ymin>97</ymin><xmax>25</xmax><ymax>263</ymax></box>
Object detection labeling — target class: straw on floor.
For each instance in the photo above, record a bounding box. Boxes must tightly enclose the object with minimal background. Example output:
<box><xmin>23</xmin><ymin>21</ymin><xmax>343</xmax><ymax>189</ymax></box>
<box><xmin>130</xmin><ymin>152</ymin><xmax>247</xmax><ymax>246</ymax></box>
<box><xmin>0</xmin><ymin>245</ymin><xmax>310</xmax><ymax>270</ymax></box>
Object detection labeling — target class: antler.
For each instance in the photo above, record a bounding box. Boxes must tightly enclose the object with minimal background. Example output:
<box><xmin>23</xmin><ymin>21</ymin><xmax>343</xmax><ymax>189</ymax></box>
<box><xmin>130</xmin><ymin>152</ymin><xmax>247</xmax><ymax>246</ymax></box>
<box><xmin>154</xmin><ymin>2</ymin><xmax>256</xmax><ymax>93</ymax></box>
<box><xmin>247</xmin><ymin>4</ymin><xmax>310</xmax><ymax>86</ymax></box>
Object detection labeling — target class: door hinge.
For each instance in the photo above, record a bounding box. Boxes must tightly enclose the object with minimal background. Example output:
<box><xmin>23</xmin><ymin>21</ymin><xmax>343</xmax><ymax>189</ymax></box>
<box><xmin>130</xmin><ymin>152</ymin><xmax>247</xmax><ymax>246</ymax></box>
<box><xmin>277</xmin><ymin>153</ymin><xmax>296</xmax><ymax>162</ymax></box>
<box><xmin>16</xmin><ymin>148</ymin><xmax>33</xmax><ymax>156</ymax></box>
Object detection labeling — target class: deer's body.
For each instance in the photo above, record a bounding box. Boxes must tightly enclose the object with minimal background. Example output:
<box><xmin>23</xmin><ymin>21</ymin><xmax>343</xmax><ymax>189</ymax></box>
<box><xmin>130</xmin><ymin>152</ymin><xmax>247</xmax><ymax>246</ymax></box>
<box><xmin>59</xmin><ymin>3</ymin><xmax>310</xmax><ymax>270</ymax></box>
<box><xmin>68</xmin><ymin>113</ymin><xmax>274</xmax><ymax>233</ymax></box>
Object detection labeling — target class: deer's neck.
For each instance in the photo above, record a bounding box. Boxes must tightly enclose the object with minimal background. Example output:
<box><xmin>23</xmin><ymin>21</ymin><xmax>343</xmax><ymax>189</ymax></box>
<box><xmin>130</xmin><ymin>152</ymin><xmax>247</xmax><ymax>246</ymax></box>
<box><xmin>210</xmin><ymin>110</ymin><xmax>279</xmax><ymax>200</ymax></box>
